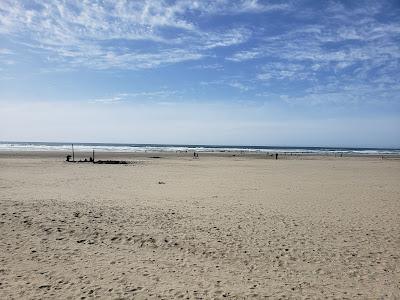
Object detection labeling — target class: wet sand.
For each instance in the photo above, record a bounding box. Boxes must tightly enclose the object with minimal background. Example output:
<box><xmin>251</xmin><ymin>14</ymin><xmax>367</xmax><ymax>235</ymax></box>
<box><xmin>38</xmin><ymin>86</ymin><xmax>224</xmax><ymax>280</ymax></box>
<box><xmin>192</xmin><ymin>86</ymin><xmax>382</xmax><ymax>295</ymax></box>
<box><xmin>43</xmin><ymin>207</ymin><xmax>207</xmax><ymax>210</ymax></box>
<box><xmin>0</xmin><ymin>151</ymin><xmax>399</xmax><ymax>299</ymax></box>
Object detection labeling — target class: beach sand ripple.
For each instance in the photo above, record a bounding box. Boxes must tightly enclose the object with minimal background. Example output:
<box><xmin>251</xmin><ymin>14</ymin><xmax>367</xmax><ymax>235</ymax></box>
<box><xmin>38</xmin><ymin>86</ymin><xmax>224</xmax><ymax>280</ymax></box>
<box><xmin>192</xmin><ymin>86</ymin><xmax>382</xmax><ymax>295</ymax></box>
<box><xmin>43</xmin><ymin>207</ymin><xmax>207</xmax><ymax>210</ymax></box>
<box><xmin>0</xmin><ymin>154</ymin><xmax>399</xmax><ymax>298</ymax></box>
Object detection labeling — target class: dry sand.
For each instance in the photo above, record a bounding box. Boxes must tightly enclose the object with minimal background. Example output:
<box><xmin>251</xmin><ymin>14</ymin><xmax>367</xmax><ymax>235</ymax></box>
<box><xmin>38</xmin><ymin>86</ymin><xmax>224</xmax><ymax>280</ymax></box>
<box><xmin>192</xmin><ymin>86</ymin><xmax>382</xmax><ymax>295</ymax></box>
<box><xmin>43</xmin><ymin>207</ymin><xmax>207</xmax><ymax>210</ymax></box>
<box><xmin>0</xmin><ymin>151</ymin><xmax>399</xmax><ymax>299</ymax></box>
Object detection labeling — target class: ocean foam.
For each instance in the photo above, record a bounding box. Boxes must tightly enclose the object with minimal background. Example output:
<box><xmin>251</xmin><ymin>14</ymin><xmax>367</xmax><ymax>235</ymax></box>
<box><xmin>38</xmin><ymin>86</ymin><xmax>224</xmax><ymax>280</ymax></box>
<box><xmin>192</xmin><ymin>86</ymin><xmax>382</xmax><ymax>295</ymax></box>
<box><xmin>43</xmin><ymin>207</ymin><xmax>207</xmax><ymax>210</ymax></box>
<box><xmin>0</xmin><ymin>142</ymin><xmax>399</xmax><ymax>155</ymax></box>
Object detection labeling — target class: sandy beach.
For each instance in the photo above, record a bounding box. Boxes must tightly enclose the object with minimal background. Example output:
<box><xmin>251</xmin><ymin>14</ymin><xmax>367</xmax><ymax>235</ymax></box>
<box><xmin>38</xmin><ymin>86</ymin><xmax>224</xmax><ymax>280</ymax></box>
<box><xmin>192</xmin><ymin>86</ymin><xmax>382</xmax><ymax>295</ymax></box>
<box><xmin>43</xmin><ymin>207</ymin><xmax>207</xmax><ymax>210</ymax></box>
<box><xmin>0</xmin><ymin>151</ymin><xmax>399</xmax><ymax>299</ymax></box>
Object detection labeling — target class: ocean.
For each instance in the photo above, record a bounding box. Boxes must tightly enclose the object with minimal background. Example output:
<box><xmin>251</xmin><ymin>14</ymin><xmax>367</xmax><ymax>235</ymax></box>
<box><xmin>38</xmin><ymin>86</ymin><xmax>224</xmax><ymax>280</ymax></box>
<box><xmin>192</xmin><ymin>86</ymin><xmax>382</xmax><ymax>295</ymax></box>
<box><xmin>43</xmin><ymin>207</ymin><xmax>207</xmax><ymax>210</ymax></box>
<box><xmin>0</xmin><ymin>141</ymin><xmax>399</xmax><ymax>155</ymax></box>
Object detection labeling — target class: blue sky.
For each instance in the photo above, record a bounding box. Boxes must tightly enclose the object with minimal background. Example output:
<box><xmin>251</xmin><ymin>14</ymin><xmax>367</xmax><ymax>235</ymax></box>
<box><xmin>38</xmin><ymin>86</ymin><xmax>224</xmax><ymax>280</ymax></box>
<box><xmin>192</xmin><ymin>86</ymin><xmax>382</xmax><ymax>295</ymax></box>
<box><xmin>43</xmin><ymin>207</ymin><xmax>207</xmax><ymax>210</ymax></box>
<box><xmin>0</xmin><ymin>0</ymin><xmax>399</xmax><ymax>147</ymax></box>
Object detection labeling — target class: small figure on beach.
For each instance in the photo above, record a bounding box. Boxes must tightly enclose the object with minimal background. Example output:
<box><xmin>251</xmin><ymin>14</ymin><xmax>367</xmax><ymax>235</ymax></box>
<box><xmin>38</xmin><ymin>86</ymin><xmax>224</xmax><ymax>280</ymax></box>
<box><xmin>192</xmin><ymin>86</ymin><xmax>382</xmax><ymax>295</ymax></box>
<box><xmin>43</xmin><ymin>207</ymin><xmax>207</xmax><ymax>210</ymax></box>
<box><xmin>275</xmin><ymin>153</ymin><xmax>278</xmax><ymax>160</ymax></box>
<box><xmin>66</xmin><ymin>154</ymin><xmax>71</xmax><ymax>162</ymax></box>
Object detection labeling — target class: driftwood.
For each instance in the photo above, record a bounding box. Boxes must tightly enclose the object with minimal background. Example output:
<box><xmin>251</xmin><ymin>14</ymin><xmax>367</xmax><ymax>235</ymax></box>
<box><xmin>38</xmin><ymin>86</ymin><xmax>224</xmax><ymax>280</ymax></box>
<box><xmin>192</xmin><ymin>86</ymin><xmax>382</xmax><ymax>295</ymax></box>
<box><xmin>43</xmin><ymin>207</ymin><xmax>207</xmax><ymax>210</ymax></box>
<box><xmin>66</xmin><ymin>159</ymin><xmax>130</xmax><ymax>164</ymax></box>
<box><xmin>94</xmin><ymin>160</ymin><xmax>129</xmax><ymax>165</ymax></box>
<box><xmin>66</xmin><ymin>148</ymin><xmax>131</xmax><ymax>164</ymax></box>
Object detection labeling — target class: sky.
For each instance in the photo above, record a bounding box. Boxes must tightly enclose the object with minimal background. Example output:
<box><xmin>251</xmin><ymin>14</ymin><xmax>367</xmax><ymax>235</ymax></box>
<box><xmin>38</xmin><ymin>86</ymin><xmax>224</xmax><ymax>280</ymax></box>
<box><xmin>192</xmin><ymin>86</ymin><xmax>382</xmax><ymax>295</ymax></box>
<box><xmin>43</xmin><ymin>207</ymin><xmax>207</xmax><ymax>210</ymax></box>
<box><xmin>0</xmin><ymin>0</ymin><xmax>399</xmax><ymax>147</ymax></box>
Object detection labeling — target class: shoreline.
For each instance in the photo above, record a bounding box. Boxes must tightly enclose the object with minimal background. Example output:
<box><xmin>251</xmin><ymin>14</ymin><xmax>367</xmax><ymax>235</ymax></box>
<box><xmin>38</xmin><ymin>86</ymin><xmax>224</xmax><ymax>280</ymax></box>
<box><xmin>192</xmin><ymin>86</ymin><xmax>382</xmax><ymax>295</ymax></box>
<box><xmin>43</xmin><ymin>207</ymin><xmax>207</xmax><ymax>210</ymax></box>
<box><xmin>0</xmin><ymin>150</ymin><xmax>399</xmax><ymax>160</ymax></box>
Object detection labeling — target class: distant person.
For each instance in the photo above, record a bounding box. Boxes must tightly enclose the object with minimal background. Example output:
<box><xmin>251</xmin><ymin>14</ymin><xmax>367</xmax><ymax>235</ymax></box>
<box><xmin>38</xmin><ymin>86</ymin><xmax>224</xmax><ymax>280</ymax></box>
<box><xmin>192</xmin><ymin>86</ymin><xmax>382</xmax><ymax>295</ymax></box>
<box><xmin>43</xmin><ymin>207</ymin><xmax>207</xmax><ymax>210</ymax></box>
<box><xmin>275</xmin><ymin>153</ymin><xmax>278</xmax><ymax>160</ymax></box>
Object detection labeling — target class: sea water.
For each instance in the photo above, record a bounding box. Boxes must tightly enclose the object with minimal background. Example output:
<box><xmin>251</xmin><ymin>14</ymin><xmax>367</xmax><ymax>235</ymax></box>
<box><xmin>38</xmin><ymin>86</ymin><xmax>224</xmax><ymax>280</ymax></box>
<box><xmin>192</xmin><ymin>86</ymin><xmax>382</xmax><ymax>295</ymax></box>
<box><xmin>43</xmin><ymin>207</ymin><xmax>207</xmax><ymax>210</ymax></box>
<box><xmin>0</xmin><ymin>141</ymin><xmax>399</xmax><ymax>155</ymax></box>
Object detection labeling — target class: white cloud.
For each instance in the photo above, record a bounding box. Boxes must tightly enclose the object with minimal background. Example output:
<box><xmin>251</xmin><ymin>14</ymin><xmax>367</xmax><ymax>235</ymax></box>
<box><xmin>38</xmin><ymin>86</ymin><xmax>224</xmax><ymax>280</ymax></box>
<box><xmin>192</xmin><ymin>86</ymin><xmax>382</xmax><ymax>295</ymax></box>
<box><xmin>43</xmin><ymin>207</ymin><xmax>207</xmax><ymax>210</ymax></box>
<box><xmin>237</xmin><ymin>0</ymin><xmax>289</xmax><ymax>13</ymax></box>
<box><xmin>194</xmin><ymin>0</ymin><xmax>290</xmax><ymax>15</ymax></box>
<box><xmin>190</xmin><ymin>63</ymin><xmax>223</xmax><ymax>70</ymax></box>
<box><xmin>89</xmin><ymin>90</ymin><xmax>181</xmax><ymax>104</ymax></box>
<box><xmin>257</xmin><ymin>62</ymin><xmax>309</xmax><ymax>81</ymax></box>
<box><xmin>198</xmin><ymin>76</ymin><xmax>256</xmax><ymax>92</ymax></box>
<box><xmin>89</xmin><ymin>96</ymin><xmax>124</xmax><ymax>104</ymax></box>
<box><xmin>223</xmin><ymin>2</ymin><xmax>400</xmax><ymax>107</ymax></box>
<box><xmin>81</xmin><ymin>48</ymin><xmax>205</xmax><ymax>70</ymax></box>
<box><xmin>228</xmin><ymin>81</ymin><xmax>252</xmax><ymax>91</ymax></box>
<box><xmin>1</xmin><ymin>0</ymin><xmax>399</xmax><ymax>109</ymax></box>
<box><xmin>226</xmin><ymin>50</ymin><xmax>263</xmax><ymax>62</ymax></box>
<box><xmin>0</xmin><ymin>0</ymin><xmax>258</xmax><ymax>70</ymax></box>
<box><xmin>201</xmin><ymin>28</ymin><xmax>250</xmax><ymax>49</ymax></box>
<box><xmin>228</xmin><ymin>3</ymin><xmax>400</xmax><ymax>76</ymax></box>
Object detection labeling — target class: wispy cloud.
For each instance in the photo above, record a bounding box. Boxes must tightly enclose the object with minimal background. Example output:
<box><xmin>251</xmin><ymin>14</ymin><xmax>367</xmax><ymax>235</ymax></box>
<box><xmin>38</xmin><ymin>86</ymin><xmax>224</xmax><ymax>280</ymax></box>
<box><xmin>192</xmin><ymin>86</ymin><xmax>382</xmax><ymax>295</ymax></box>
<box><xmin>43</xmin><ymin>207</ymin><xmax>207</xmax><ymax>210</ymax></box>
<box><xmin>199</xmin><ymin>76</ymin><xmax>255</xmax><ymax>93</ymax></box>
<box><xmin>201</xmin><ymin>28</ymin><xmax>250</xmax><ymax>49</ymax></box>
<box><xmin>257</xmin><ymin>62</ymin><xmax>311</xmax><ymax>81</ymax></box>
<box><xmin>228</xmin><ymin>81</ymin><xmax>253</xmax><ymax>91</ymax></box>
<box><xmin>0</xmin><ymin>0</ymin><xmax>260</xmax><ymax>70</ymax></box>
<box><xmin>190</xmin><ymin>63</ymin><xmax>224</xmax><ymax>70</ymax></box>
<box><xmin>225</xmin><ymin>2</ymin><xmax>400</xmax><ymax>105</ymax></box>
<box><xmin>89</xmin><ymin>89</ymin><xmax>181</xmax><ymax>104</ymax></box>
<box><xmin>226</xmin><ymin>50</ymin><xmax>263</xmax><ymax>62</ymax></box>
<box><xmin>89</xmin><ymin>96</ymin><xmax>124</xmax><ymax>105</ymax></box>
<box><xmin>1</xmin><ymin>0</ymin><xmax>399</xmax><ymax>109</ymax></box>
<box><xmin>194</xmin><ymin>0</ymin><xmax>290</xmax><ymax>15</ymax></box>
